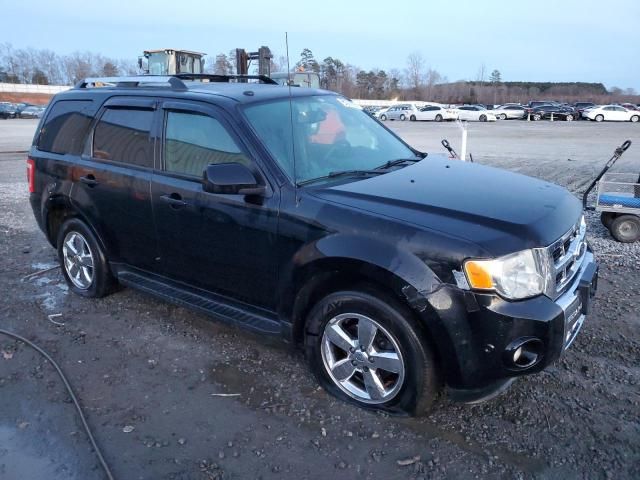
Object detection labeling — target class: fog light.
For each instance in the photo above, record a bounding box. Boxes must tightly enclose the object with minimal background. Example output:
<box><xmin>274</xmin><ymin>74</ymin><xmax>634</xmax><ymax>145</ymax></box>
<box><xmin>504</xmin><ymin>338</ymin><xmax>544</xmax><ymax>370</ymax></box>
<box><xmin>513</xmin><ymin>347</ymin><xmax>523</xmax><ymax>363</ymax></box>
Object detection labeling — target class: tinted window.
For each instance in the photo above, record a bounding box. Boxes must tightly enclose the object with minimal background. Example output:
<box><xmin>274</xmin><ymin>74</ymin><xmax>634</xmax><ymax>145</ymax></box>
<box><xmin>38</xmin><ymin>100</ymin><xmax>93</xmax><ymax>155</ymax></box>
<box><xmin>93</xmin><ymin>108</ymin><xmax>153</xmax><ymax>167</ymax></box>
<box><xmin>164</xmin><ymin>111</ymin><xmax>250</xmax><ymax>177</ymax></box>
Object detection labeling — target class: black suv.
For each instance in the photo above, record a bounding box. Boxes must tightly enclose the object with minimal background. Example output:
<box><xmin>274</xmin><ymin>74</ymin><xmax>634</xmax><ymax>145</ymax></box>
<box><xmin>28</xmin><ymin>75</ymin><xmax>598</xmax><ymax>414</ymax></box>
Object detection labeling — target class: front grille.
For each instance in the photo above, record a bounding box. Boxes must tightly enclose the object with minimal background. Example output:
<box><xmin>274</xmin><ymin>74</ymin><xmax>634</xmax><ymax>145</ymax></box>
<box><xmin>547</xmin><ymin>219</ymin><xmax>587</xmax><ymax>298</ymax></box>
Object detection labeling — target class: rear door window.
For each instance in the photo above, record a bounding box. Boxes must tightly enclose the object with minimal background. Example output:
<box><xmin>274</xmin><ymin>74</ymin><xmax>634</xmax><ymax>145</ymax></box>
<box><xmin>38</xmin><ymin>100</ymin><xmax>94</xmax><ymax>155</ymax></box>
<box><xmin>93</xmin><ymin>108</ymin><xmax>154</xmax><ymax>168</ymax></box>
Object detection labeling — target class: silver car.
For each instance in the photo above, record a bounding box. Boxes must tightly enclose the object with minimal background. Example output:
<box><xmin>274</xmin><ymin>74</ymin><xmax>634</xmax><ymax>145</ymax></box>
<box><xmin>492</xmin><ymin>105</ymin><xmax>526</xmax><ymax>120</ymax></box>
<box><xmin>379</xmin><ymin>104</ymin><xmax>412</xmax><ymax>121</ymax></box>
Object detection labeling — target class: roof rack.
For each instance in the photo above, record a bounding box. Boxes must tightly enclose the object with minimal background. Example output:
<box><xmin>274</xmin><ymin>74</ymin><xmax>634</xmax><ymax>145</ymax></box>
<box><xmin>173</xmin><ymin>73</ymin><xmax>278</xmax><ymax>85</ymax></box>
<box><xmin>75</xmin><ymin>73</ymin><xmax>278</xmax><ymax>90</ymax></box>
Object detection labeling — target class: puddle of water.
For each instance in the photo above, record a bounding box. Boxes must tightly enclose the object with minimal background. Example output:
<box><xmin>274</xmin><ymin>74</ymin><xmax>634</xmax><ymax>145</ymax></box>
<box><xmin>0</xmin><ymin>425</ymin><xmax>77</xmax><ymax>480</ymax></box>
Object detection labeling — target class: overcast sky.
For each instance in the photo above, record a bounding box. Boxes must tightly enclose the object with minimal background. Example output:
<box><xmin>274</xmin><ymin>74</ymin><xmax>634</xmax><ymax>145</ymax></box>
<box><xmin>3</xmin><ymin>0</ymin><xmax>640</xmax><ymax>90</ymax></box>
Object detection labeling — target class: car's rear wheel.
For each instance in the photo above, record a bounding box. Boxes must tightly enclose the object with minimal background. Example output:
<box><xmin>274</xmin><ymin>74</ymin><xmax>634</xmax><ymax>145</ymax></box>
<box><xmin>57</xmin><ymin>218</ymin><xmax>116</xmax><ymax>297</ymax></box>
<box><xmin>410</xmin><ymin>115</ymin><xmax>416</xmax><ymax>121</ymax></box>
<box><xmin>533</xmin><ymin>114</ymin><xmax>541</xmax><ymax>121</ymax></box>
<box><xmin>631</xmin><ymin>115</ymin><xmax>639</xmax><ymax>123</ymax></box>
<box><xmin>380</xmin><ymin>114</ymin><xmax>387</xmax><ymax>121</ymax></box>
<box><xmin>435</xmin><ymin>114</ymin><xmax>443</xmax><ymax>122</ymax></box>
<box><xmin>305</xmin><ymin>288</ymin><xmax>439</xmax><ymax>415</ymax></box>
<box><xmin>610</xmin><ymin>215</ymin><xmax>640</xmax><ymax>243</ymax></box>
<box><xmin>565</xmin><ymin>114</ymin><xmax>574</xmax><ymax>121</ymax></box>
<box><xmin>479</xmin><ymin>115</ymin><xmax>487</xmax><ymax>122</ymax></box>
<box><xmin>499</xmin><ymin>113</ymin><xmax>507</xmax><ymax>120</ymax></box>
<box><xmin>595</xmin><ymin>114</ymin><xmax>604</xmax><ymax>122</ymax></box>
<box><xmin>400</xmin><ymin>114</ymin><xmax>406</xmax><ymax>121</ymax></box>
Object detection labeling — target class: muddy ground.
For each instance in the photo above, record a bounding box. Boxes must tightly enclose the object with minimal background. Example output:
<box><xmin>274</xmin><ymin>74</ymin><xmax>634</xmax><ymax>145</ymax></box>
<box><xmin>0</xmin><ymin>119</ymin><xmax>638</xmax><ymax>479</ymax></box>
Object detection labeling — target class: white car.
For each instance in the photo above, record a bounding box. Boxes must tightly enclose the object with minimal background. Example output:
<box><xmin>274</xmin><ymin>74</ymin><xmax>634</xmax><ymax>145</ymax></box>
<box><xmin>584</xmin><ymin>105</ymin><xmax>640</xmax><ymax>122</ymax></box>
<box><xmin>491</xmin><ymin>105</ymin><xmax>526</xmax><ymax>120</ymax></box>
<box><xmin>373</xmin><ymin>107</ymin><xmax>389</xmax><ymax>119</ymax></box>
<box><xmin>411</xmin><ymin>105</ymin><xmax>458</xmax><ymax>122</ymax></box>
<box><xmin>455</xmin><ymin>105</ymin><xmax>497</xmax><ymax>122</ymax></box>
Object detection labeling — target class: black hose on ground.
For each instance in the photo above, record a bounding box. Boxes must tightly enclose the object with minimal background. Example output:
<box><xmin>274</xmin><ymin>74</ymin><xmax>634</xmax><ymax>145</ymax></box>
<box><xmin>0</xmin><ymin>328</ymin><xmax>115</xmax><ymax>480</ymax></box>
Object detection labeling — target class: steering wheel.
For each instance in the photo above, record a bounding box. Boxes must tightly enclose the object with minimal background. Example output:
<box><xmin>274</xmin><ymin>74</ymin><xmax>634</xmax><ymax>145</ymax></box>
<box><xmin>321</xmin><ymin>139</ymin><xmax>351</xmax><ymax>167</ymax></box>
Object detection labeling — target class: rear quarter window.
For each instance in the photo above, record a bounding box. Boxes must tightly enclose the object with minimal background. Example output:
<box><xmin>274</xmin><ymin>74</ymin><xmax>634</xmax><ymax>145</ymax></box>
<box><xmin>38</xmin><ymin>100</ymin><xmax>94</xmax><ymax>155</ymax></box>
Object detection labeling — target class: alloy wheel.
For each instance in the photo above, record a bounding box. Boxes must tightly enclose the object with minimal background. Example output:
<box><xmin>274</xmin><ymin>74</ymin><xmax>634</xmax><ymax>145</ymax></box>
<box><xmin>62</xmin><ymin>231</ymin><xmax>95</xmax><ymax>289</ymax></box>
<box><xmin>321</xmin><ymin>313</ymin><xmax>405</xmax><ymax>404</ymax></box>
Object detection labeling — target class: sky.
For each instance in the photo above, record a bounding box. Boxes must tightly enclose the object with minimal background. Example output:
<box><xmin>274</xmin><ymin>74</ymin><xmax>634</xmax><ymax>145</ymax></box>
<box><xmin>2</xmin><ymin>0</ymin><xmax>640</xmax><ymax>90</ymax></box>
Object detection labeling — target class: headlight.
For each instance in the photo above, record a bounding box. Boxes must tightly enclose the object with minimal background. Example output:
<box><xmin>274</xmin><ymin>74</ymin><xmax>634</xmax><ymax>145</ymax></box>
<box><xmin>463</xmin><ymin>249</ymin><xmax>550</xmax><ymax>300</ymax></box>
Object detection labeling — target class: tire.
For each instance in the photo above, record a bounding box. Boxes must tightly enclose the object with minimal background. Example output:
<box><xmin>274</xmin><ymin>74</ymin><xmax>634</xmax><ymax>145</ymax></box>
<box><xmin>380</xmin><ymin>114</ymin><xmax>387</xmax><ymax>121</ymax></box>
<box><xmin>601</xmin><ymin>212</ymin><xmax>616</xmax><ymax>229</ymax></box>
<box><xmin>595</xmin><ymin>114</ymin><xmax>604</xmax><ymax>122</ymax></box>
<box><xmin>479</xmin><ymin>115</ymin><xmax>487</xmax><ymax>122</ymax></box>
<box><xmin>304</xmin><ymin>288</ymin><xmax>440</xmax><ymax>415</ymax></box>
<box><xmin>610</xmin><ymin>215</ymin><xmax>640</xmax><ymax>243</ymax></box>
<box><xmin>399</xmin><ymin>114</ymin><xmax>406</xmax><ymax>121</ymax></box>
<box><xmin>631</xmin><ymin>115</ymin><xmax>639</xmax><ymax>123</ymax></box>
<box><xmin>565</xmin><ymin>115</ymin><xmax>574</xmax><ymax>121</ymax></box>
<box><xmin>435</xmin><ymin>114</ymin><xmax>443</xmax><ymax>122</ymax></box>
<box><xmin>57</xmin><ymin>218</ymin><xmax>116</xmax><ymax>298</ymax></box>
<box><xmin>410</xmin><ymin>115</ymin><xmax>416</xmax><ymax>121</ymax></box>
<box><xmin>499</xmin><ymin>113</ymin><xmax>507</xmax><ymax>120</ymax></box>
<box><xmin>533</xmin><ymin>114</ymin><xmax>541</xmax><ymax>121</ymax></box>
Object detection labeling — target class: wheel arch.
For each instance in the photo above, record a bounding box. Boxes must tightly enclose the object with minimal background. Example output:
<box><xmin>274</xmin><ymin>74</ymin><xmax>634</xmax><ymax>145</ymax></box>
<box><xmin>44</xmin><ymin>196</ymin><xmax>112</xmax><ymax>258</ymax></box>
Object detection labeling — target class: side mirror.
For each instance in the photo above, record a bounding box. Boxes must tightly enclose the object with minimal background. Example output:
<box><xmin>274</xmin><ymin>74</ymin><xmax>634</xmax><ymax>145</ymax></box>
<box><xmin>203</xmin><ymin>163</ymin><xmax>265</xmax><ymax>196</ymax></box>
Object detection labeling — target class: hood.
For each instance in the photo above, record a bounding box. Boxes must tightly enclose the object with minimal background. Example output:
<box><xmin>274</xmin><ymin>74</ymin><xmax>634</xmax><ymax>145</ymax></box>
<box><xmin>311</xmin><ymin>156</ymin><xmax>582</xmax><ymax>257</ymax></box>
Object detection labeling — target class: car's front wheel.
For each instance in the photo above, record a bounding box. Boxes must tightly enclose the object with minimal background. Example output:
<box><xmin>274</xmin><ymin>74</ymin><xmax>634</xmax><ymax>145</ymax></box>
<box><xmin>631</xmin><ymin>115</ymin><xmax>639</xmax><ymax>123</ymax></box>
<box><xmin>479</xmin><ymin>115</ymin><xmax>487</xmax><ymax>122</ymax></box>
<box><xmin>399</xmin><ymin>114</ymin><xmax>406</xmax><ymax>121</ymax></box>
<box><xmin>410</xmin><ymin>115</ymin><xmax>416</xmax><ymax>121</ymax></box>
<box><xmin>305</xmin><ymin>288</ymin><xmax>439</xmax><ymax>415</ymax></box>
<box><xmin>595</xmin><ymin>114</ymin><xmax>604</xmax><ymax>122</ymax></box>
<box><xmin>499</xmin><ymin>113</ymin><xmax>507</xmax><ymax>120</ymax></box>
<box><xmin>435</xmin><ymin>114</ymin><xmax>443</xmax><ymax>122</ymax></box>
<box><xmin>57</xmin><ymin>218</ymin><xmax>116</xmax><ymax>298</ymax></box>
<box><xmin>379</xmin><ymin>114</ymin><xmax>387</xmax><ymax>121</ymax></box>
<box><xmin>565</xmin><ymin>114</ymin><xmax>574</xmax><ymax>121</ymax></box>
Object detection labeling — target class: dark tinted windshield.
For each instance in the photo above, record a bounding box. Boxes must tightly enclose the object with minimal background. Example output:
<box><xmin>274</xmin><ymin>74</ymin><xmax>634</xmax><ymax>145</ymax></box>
<box><xmin>243</xmin><ymin>95</ymin><xmax>415</xmax><ymax>184</ymax></box>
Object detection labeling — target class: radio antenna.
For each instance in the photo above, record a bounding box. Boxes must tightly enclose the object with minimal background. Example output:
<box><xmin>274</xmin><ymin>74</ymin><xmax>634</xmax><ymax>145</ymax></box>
<box><xmin>285</xmin><ymin>32</ymin><xmax>299</xmax><ymax>205</ymax></box>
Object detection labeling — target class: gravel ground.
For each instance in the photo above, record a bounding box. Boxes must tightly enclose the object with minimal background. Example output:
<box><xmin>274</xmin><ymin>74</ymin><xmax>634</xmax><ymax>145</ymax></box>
<box><xmin>0</xmin><ymin>119</ymin><xmax>639</xmax><ymax>479</ymax></box>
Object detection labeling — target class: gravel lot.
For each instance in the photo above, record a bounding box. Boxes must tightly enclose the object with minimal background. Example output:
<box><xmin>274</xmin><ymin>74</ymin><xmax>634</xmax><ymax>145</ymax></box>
<box><xmin>0</xmin><ymin>118</ymin><xmax>638</xmax><ymax>480</ymax></box>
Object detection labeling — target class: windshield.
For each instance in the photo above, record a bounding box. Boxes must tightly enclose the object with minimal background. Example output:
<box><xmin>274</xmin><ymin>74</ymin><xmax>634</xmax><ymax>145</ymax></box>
<box><xmin>243</xmin><ymin>95</ymin><xmax>416</xmax><ymax>184</ymax></box>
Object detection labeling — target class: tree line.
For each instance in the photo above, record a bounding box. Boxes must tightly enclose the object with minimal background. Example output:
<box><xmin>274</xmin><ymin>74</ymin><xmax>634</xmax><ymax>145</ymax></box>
<box><xmin>2</xmin><ymin>42</ymin><xmax>638</xmax><ymax>105</ymax></box>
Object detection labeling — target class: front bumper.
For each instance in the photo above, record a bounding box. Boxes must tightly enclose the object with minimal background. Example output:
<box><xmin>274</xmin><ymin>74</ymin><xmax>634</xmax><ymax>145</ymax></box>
<box><xmin>424</xmin><ymin>251</ymin><xmax>598</xmax><ymax>403</ymax></box>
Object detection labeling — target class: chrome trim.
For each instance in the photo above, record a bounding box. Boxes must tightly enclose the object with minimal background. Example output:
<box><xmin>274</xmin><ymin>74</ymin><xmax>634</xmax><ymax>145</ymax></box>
<box><xmin>555</xmin><ymin>251</ymin><xmax>594</xmax><ymax>350</ymax></box>
<box><xmin>546</xmin><ymin>217</ymin><xmax>587</xmax><ymax>299</ymax></box>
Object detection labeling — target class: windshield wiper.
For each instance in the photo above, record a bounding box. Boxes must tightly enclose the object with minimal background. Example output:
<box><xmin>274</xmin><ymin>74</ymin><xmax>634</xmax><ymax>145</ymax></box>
<box><xmin>375</xmin><ymin>157</ymin><xmax>422</xmax><ymax>170</ymax></box>
<box><xmin>297</xmin><ymin>169</ymin><xmax>385</xmax><ymax>187</ymax></box>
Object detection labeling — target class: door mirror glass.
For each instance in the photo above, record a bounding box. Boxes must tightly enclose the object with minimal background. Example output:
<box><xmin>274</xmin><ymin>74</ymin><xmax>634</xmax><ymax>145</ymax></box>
<box><xmin>203</xmin><ymin>162</ymin><xmax>265</xmax><ymax>195</ymax></box>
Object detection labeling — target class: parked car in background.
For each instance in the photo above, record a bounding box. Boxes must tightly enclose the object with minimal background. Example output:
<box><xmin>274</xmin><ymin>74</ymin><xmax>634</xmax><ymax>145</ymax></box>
<box><xmin>411</xmin><ymin>105</ymin><xmax>458</xmax><ymax>122</ymax></box>
<box><xmin>529</xmin><ymin>105</ymin><xmax>578</xmax><ymax>121</ymax></box>
<box><xmin>620</xmin><ymin>103</ymin><xmax>639</xmax><ymax>111</ymax></box>
<box><xmin>372</xmin><ymin>107</ymin><xmax>389</xmax><ymax>119</ymax></box>
<box><xmin>491</xmin><ymin>105</ymin><xmax>526</xmax><ymax>120</ymax></box>
<box><xmin>584</xmin><ymin>105</ymin><xmax>640</xmax><ymax>122</ymax></box>
<box><xmin>379</xmin><ymin>104</ymin><xmax>413</xmax><ymax>121</ymax></box>
<box><xmin>0</xmin><ymin>103</ymin><xmax>18</xmax><ymax>119</ymax></box>
<box><xmin>573</xmin><ymin>102</ymin><xmax>596</xmax><ymax>119</ymax></box>
<box><xmin>19</xmin><ymin>106</ymin><xmax>45</xmax><ymax>119</ymax></box>
<box><xmin>455</xmin><ymin>105</ymin><xmax>497</xmax><ymax>122</ymax></box>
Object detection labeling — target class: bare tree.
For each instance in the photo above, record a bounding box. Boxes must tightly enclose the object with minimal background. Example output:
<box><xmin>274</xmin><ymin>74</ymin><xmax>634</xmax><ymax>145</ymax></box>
<box><xmin>212</xmin><ymin>53</ymin><xmax>233</xmax><ymax>75</ymax></box>
<box><xmin>476</xmin><ymin>63</ymin><xmax>486</xmax><ymax>83</ymax></box>
<box><xmin>405</xmin><ymin>52</ymin><xmax>425</xmax><ymax>98</ymax></box>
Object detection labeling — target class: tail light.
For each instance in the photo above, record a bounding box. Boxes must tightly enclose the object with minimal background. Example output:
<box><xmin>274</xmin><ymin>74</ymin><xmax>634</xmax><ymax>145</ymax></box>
<box><xmin>27</xmin><ymin>158</ymin><xmax>35</xmax><ymax>193</ymax></box>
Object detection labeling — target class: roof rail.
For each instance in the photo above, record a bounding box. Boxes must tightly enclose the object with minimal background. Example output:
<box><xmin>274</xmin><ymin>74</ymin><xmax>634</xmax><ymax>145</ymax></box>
<box><xmin>75</xmin><ymin>76</ymin><xmax>187</xmax><ymax>90</ymax></box>
<box><xmin>75</xmin><ymin>74</ymin><xmax>279</xmax><ymax>91</ymax></box>
<box><xmin>173</xmin><ymin>73</ymin><xmax>278</xmax><ymax>85</ymax></box>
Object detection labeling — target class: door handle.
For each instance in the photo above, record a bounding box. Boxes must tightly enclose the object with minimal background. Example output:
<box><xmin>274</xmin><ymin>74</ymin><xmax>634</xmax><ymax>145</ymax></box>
<box><xmin>79</xmin><ymin>174</ymin><xmax>98</xmax><ymax>187</ymax></box>
<box><xmin>160</xmin><ymin>193</ymin><xmax>188</xmax><ymax>209</ymax></box>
